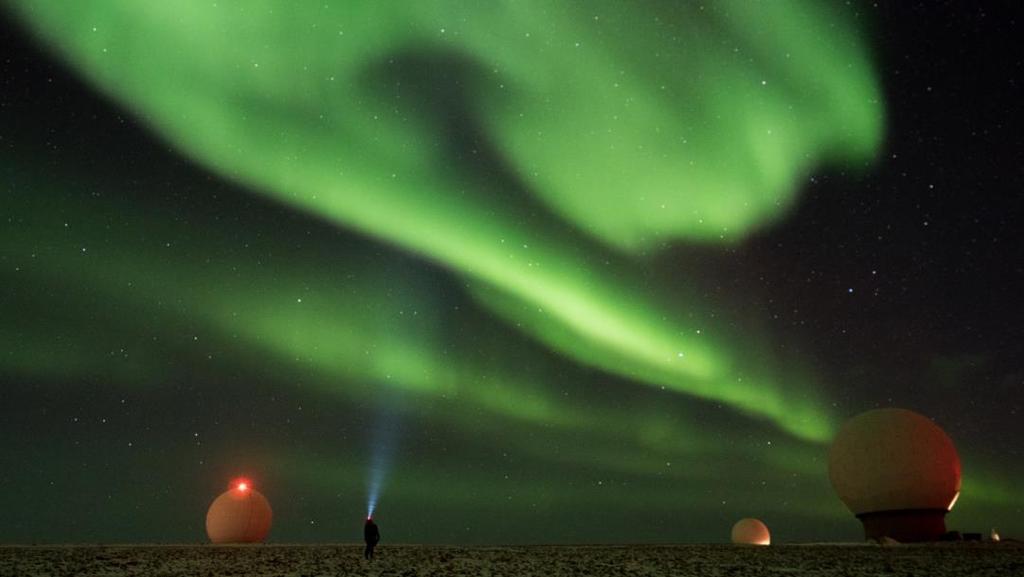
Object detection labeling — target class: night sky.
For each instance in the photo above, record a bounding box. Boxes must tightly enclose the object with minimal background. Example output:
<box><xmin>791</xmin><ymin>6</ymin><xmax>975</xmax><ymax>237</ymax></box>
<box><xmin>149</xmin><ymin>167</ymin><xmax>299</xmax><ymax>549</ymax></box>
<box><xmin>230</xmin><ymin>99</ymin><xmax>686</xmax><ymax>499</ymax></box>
<box><xmin>1</xmin><ymin>2</ymin><xmax>1021</xmax><ymax>544</ymax></box>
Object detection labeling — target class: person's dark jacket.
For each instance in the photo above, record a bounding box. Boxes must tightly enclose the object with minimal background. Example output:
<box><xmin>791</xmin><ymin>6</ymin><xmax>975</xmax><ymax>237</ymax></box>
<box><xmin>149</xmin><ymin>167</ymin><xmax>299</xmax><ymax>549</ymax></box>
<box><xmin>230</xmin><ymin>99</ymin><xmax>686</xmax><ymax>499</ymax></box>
<box><xmin>364</xmin><ymin>521</ymin><xmax>380</xmax><ymax>544</ymax></box>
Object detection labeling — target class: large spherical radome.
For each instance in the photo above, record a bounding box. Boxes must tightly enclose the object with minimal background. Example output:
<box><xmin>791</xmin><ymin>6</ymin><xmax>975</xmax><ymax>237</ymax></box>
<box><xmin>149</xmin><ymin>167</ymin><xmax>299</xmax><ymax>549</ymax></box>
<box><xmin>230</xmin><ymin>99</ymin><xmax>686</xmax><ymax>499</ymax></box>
<box><xmin>205</xmin><ymin>483</ymin><xmax>273</xmax><ymax>543</ymax></box>
<box><xmin>731</xmin><ymin>518</ymin><xmax>770</xmax><ymax>545</ymax></box>
<box><xmin>828</xmin><ymin>408</ymin><xmax>960</xmax><ymax>516</ymax></box>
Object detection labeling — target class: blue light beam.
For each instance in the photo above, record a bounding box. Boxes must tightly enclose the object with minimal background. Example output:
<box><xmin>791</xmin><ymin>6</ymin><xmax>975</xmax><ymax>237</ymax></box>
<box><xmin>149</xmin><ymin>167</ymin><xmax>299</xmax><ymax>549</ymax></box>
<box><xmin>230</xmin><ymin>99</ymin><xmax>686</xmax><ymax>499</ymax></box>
<box><xmin>366</xmin><ymin>401</ymin><xmax>403</xmax><ymax>519</ymax></box>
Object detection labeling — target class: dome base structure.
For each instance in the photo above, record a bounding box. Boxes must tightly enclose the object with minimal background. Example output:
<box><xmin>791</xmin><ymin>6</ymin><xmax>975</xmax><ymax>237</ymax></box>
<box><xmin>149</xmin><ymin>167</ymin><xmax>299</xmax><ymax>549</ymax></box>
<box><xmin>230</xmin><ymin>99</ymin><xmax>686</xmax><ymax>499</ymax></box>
<box><xmin>856</xmin><ymin>508</ymin><xmax>948</xmax><ymax>542</ymax></box>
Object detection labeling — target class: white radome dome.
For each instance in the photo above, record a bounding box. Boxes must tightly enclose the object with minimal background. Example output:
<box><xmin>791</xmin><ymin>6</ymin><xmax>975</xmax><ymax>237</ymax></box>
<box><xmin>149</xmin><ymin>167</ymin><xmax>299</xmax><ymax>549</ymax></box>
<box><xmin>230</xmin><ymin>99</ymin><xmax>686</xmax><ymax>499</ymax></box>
<box><xmin>731</xmin><ymin>518</ymin><xmax>770</xmax><ymax>545</ymax></box>
<box><xmin>206</xmin><ymin>480</ymin><xmax>273</xmax><ymax>544</ymax></box>
<box><xmin>828</xmin><ymin>408</ymin><xmax>961</xmax><ymax>516</ymax></box>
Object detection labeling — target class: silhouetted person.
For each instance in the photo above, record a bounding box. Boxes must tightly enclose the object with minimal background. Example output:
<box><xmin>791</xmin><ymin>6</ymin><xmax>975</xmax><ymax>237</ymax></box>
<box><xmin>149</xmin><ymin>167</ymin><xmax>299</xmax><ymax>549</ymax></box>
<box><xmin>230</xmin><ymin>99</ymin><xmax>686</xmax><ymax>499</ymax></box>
<box><xmin>364</xmin><ymin>518</ymin><xmax>380</xmax><ymax>560</ymax></box>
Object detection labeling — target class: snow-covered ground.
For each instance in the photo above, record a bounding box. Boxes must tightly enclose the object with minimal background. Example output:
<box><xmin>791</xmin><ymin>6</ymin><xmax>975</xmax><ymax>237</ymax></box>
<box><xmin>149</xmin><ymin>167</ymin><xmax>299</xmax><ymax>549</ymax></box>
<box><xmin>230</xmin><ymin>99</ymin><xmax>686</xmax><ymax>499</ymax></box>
<box><xmin>0</xmin><ymin>543</ymin><xmax>1019</xmax><ymax>576</ymax></box>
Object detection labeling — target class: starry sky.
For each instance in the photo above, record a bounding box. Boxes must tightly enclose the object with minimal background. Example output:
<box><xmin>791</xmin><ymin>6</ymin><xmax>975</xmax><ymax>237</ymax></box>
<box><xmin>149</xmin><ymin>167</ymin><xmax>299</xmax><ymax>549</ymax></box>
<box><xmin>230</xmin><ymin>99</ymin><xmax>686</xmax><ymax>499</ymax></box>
<box><xmin>1</xmin><ymin>1</ymin><xmax>1021</xmax><ymax>544</ymax></box>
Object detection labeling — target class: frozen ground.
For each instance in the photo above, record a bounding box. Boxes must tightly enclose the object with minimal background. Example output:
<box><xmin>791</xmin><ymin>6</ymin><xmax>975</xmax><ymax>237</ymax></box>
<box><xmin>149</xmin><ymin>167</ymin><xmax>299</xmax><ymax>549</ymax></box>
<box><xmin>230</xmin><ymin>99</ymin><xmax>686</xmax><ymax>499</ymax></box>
<box><xmin>0</xmin><ymin>543</ymin><xmax>1021</xmax><ymax>577</ymax></box>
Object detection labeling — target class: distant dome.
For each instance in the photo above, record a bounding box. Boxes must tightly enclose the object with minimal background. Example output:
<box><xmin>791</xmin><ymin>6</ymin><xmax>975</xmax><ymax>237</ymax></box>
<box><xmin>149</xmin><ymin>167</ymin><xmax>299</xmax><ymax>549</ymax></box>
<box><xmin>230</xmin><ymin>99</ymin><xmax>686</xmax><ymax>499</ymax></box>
<box><xmin>206</xmin><ymin>480</ymin><xmax>273</xmax><ymax>543</ymax></box>
<box><xmin>828</xmin><ymin>408</ymin><xmax>961</xmax><ymax>515</ymax></box>
<box><xmin>731</xmin><ymin>518</ymin><xmax>770</xmax><ymax>545</ymax></box>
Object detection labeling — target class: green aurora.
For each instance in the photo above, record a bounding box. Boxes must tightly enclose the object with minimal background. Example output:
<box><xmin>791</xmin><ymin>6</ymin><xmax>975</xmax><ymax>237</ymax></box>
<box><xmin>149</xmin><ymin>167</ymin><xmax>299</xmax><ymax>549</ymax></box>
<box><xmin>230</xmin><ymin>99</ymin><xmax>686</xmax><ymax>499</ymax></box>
<box><xmin>1</xmin><ymin>1</ymin><xmax>1020</xmax><ymax>543</ymax></box>
<box><xmin>5</xmin><ymin>0</ymin><xmax>886</xmax><ymax>441</ymax></box>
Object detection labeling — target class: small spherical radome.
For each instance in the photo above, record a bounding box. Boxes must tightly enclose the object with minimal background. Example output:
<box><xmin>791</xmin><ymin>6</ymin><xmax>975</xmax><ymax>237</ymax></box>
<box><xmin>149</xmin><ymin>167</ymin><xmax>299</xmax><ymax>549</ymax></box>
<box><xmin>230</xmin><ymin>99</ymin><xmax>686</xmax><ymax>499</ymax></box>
<box><xmin>828</xmin><ymin>408</ymin><xmax>961</xmax><ymax>516</ymax></box>
<box><xmin>205</xmin><ymin>485</ymin><xmax>273</xmax><ymax>543</ymax></box>
<box><xmin>731</xmin><ymin>518</ymin><xmax>770</xmax><ymax>545</ymax></box>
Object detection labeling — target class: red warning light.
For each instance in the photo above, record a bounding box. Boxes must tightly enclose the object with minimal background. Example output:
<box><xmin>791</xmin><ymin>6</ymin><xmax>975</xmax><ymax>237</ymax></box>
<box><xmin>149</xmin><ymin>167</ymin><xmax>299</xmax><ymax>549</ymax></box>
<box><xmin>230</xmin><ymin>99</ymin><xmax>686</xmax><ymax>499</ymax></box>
<box><xmin>230</xmin><ymin>477</ymin><xmax>252</xmax><ymax>492</ymax></box>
